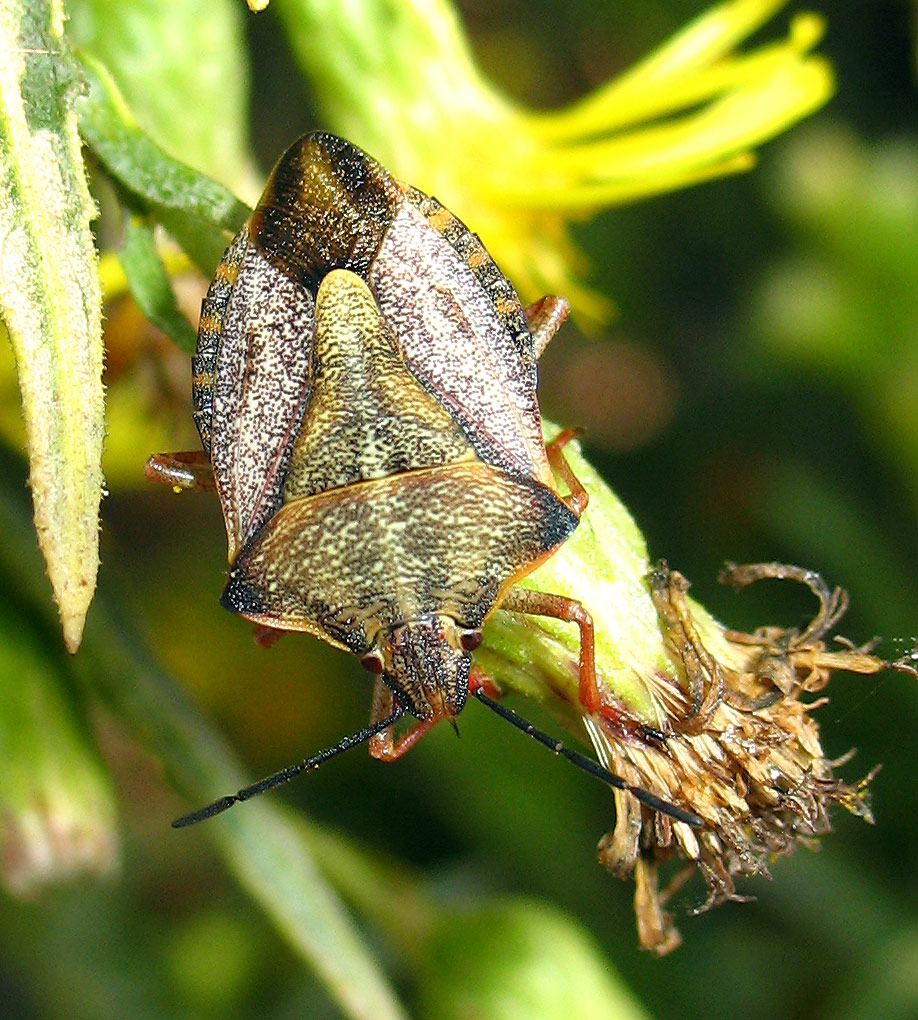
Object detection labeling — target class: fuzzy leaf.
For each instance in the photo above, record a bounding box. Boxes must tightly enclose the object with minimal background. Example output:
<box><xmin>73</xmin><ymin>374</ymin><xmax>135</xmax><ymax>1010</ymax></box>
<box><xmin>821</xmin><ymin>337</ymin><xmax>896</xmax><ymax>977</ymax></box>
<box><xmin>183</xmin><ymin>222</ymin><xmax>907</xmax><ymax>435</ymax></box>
<box><xmin>0</xmin><ymin>0</ymin><xmax>105</xmax><ymax>652</ymax></box>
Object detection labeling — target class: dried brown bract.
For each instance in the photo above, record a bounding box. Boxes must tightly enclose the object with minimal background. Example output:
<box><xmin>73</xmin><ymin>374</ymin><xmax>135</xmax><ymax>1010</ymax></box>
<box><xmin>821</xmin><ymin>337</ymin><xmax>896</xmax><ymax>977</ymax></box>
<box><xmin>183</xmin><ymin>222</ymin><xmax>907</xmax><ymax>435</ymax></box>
<box><xmin>588</xmin><ymin>561</ymin><xmax>913</xmax><ymax>954</ymax></box>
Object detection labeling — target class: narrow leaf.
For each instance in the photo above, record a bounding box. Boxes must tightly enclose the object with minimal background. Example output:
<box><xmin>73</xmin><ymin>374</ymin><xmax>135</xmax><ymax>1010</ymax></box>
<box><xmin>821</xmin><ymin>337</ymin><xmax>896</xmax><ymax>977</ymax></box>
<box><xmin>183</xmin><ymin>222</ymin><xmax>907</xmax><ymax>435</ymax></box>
<box><xmin>118</xmin><ymin>216</ymin><xmax>198</xmax><ymax>354</ymax></box>
<box><xmin>0</xmin><ymin>0</ymin><xmax>104</xmax><ymax>652</ymax></box>
<box><xmin>75</xmin><ymin>50</ymin><xmax>251</xmax><ymax>274</ymax></box>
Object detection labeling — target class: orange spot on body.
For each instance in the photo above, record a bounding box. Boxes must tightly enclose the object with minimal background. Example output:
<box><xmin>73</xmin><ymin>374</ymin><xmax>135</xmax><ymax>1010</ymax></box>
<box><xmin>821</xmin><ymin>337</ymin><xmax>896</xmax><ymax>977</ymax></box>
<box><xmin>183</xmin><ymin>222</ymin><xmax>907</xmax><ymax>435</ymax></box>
<box><xmin>213</xmin><ymin>260</ymin><xmax>241</xmax><ymax>284</ymax></box>
<box><xmin>466</xmin><ymin>246</ymin><xmax>486</xmax><ymax>270</ymax></box>
<box><xmin>197</xmin><ymin>314</ymin><xmax>220</xmax><ymax>334</ymax></box>
<box><xmin>428</xmin><ymin>208</ymin><xmax>454</xmax><ymax>233</ymax></box>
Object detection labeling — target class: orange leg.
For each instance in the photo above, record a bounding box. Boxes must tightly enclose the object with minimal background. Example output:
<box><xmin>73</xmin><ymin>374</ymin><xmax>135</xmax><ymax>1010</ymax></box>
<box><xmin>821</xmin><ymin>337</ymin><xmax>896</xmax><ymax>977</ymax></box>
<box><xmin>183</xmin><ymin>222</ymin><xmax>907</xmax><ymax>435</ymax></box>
<box><xmin>499</xmin><ymin>586</ymin><xmax>600</xmax><ymax>714</ymax></box>
<box><xmin>545</xmin><ymin>429</ymin><xmax>589</xmax><ymax>517</ymax></box>
<box><xmin>252</xmin><ymin>624</ymin><xmax>286</xmax><ymax>650</ymax></box>
<box><xmin>367</xmin><ymin>678</ymin><xmax>439</xmax><ymax>761</ymax></box>
<box><xmin>468</xmin><ymin>665</ymin><xmax>501</xmax><ymax>700</ymax></box>
<box><xmin>145</xmin><ymin>451</ymin><xmax>215</xmax><ymax>492</ymax></box>
<box><xmin>524</xmin><ymin>295</ymin><xmax>571</xmax><ymax>359</ymax></box>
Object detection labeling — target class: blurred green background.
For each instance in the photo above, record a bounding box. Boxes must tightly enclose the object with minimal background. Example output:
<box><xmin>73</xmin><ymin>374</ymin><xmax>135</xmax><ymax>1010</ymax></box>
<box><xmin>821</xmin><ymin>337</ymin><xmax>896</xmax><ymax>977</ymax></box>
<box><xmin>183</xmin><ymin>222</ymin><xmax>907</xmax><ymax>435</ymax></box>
<box><xmin>1</xmin><ymin>1</ymin><xmax>917</xmax><ymax>1018</ymax></box>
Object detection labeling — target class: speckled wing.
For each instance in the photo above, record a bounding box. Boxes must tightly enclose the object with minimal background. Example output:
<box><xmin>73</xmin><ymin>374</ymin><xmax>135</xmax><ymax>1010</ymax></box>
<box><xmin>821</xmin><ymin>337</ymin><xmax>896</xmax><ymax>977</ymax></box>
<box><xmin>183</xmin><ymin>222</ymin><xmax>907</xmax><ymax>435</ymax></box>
<box><xmin>221</xmin><ymin>461</ymin><xmax>578</xmax><ymax>652</ymax></box>
<box><xmin>195</xmin><ymin>133</ymin><xmax>408</xmax><ymax>560</ymax></box>
<box><xmin>370</xmin><ymin>187</ymin><xmax>553</xmax><ymax>488</ymax></box>
<box><xmin>193</xmin><ymin>227</ymin><xmax>316</xmax><ymax>561</ymax></box>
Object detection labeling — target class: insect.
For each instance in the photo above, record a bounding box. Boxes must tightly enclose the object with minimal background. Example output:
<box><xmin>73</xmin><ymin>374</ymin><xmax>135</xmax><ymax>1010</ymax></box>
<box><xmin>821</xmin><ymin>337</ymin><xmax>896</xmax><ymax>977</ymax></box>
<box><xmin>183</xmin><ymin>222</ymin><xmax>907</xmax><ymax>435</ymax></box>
<box><xmin>148</xmin><ymin>133</ymin><xmax>701</xmax><ymax>829</ymax></box>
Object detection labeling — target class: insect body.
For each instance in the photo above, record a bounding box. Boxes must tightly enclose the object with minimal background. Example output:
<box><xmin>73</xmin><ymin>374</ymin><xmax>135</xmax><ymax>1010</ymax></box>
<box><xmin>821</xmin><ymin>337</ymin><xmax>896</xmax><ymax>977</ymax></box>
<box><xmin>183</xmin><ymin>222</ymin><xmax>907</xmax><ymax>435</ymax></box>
<box><xmin>220</xmin><ymin>266</ymin><xmax>579</xmax><ymax>727</ymax></box>
<box><xmin>148</xmin><ymin>134</ymin><xmax>701</xmax><ymax>828</ymax></box>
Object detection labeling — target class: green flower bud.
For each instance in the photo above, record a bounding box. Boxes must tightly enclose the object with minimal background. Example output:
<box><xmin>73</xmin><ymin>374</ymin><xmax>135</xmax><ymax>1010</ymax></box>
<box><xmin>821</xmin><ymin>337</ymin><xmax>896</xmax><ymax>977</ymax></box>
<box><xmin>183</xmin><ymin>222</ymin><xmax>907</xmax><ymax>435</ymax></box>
<box><xmin>0</xmin><ymin>603</ymin><xmax>118</xmax><ymax>895</ymax></box>
<box><xmin>417</xmin><ymin>898</ymin><xmax>651</xmax><ymax>1020</ymax></box>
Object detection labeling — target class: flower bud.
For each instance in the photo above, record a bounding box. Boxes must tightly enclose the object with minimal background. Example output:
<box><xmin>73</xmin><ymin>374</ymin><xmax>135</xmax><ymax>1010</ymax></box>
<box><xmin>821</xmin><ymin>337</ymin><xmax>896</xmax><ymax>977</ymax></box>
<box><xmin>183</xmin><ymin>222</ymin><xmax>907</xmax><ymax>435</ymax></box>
<box><xmin>0</xmin><ymin>604</ymin><xmax>119</xmax><ymax>895</ymax></box>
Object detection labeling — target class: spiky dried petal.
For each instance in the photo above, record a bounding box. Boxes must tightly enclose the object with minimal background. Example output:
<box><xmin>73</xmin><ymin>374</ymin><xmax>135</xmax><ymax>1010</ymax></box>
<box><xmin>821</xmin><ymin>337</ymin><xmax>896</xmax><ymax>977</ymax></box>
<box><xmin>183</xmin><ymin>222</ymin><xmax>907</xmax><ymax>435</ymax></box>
<box><xmin>586</xmin><ymin>562</ymin><xmax>903</xmax><ymax>953</ymax></box>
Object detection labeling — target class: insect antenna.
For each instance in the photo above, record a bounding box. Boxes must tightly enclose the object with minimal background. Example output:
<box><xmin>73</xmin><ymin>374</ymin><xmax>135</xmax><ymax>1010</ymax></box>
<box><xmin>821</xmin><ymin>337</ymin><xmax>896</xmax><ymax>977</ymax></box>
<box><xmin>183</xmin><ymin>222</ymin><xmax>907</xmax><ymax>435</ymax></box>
<box><xmin>472</xmin><ymin>687</ymin><xmax>704</xmax><ymax>829</ymax></box>
<box><xmin>172</xmin><ymin>706</ymin><xmax>405</xmax><ymax>828</ymax></box>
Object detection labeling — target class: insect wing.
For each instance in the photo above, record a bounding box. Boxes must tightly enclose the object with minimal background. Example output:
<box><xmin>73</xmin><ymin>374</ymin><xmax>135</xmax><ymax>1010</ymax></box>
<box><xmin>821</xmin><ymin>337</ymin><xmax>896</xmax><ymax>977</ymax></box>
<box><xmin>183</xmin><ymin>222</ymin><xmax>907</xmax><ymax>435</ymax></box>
<box><xmin>197</xmin><ymin>133</ymin><xmax>563</xmax><ymax>561</ymax></box>
<box><xmin>247</xmin><ymin>133</ymin><xmax>554</xmax><ymax>487</ymax></box>
<box><xmin>371</xmin><ymin>187</ymin><xmax>554</xmax><ymax>488</ymax></box>
<box><xmin>195</xmin><ymin>227</ymin><xmax>316</xmax><ymax>561</ymax></box>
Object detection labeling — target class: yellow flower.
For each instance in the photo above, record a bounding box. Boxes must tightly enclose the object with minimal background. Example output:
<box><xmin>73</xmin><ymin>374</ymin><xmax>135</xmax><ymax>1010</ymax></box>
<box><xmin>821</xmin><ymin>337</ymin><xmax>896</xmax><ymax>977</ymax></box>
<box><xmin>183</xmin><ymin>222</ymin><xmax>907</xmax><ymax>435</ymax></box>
<box><xmin>273</xmin><ymin>0</ymin><xmax>834</xmax><ymax>320</ymax></box>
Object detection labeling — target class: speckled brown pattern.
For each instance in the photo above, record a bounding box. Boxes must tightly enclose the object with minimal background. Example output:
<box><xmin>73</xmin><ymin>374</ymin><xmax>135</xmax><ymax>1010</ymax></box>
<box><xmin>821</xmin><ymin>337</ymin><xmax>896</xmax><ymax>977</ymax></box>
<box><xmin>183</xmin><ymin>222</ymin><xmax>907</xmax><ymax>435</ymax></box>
<box><xmin>200</xmin><ymin>134</ymin><xmax>556</xmax><ymax>487</ymax></box>
<box><xmin>371</xmin><ymin>197</ymin><xmax>552</xmax><ymax>486</ymax></box>
<box><xmin>222</xmin><ymin>460</ymin><xmax>577</xmax><ymax>651</ymax></box>
<box><xmin>187</xmin><ymin>132</ymin><xmax>582</xmax><ymax>722</ymax></box>
<box><xmin>193</xmin><ymin>224</ymin><xmax>248</xmax><ymax>456</ymax></box>
<box><xmin>283</xmin><ymin>270</ymin><xmax>475</xmax><ymax>500</ymax></box>
<box><xmin>399</xmin><ymin>185</ymin><xmax>535</xmax><ymax>379</ymax></box>
<box><xmin>209</xmin><ymin>245</ymin><xmax>316</xmax><ymax>560</ymax></box>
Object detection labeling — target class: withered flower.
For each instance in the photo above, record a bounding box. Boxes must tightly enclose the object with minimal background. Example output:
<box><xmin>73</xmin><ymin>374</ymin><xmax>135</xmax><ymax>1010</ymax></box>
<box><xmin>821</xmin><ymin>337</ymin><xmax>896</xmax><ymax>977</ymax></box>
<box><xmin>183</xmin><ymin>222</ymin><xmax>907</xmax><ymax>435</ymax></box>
<box><xmin>481</xmin><ymin>436</ymin><xmax>915</xmax><ymax>953</ymax></box>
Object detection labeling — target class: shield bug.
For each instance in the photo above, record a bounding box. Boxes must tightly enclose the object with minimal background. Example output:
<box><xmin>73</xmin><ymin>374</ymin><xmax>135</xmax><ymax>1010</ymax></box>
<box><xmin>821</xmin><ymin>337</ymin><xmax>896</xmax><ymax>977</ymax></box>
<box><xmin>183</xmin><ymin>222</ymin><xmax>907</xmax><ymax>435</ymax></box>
<box><xmin>148</xmin><ymin>133</ymin><xmax>701</xmax><ymax>830</ymax></box>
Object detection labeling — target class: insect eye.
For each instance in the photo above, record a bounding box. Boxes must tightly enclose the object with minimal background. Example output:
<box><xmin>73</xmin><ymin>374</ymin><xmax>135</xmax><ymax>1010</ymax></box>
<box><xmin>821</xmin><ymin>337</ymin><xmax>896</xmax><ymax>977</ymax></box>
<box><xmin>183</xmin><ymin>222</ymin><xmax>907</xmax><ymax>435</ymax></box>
<box><xmin>459</xmin><ymin>630</ymin><xmax>483</xmax><ymax>652</ymax></box>
<box><xmin>359</xmin><ymin>652</ymin><xmax>385</xmax><ymax>674</ymax></box>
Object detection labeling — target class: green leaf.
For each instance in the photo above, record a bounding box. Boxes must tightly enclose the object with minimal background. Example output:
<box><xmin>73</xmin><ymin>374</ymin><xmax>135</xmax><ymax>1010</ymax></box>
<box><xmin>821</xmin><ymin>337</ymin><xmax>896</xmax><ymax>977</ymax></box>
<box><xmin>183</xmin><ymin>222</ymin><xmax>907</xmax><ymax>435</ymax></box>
<box><xmin>75</xmin><ymin>50</ymin><xmax>251</xmax><ymax>274</ymax></box>
<box><xmin>0</xmin><ymin>0</ymin><xmax>105</xmax><ymax>652</ymax></box>
<box><xmin>65</xmin><ymin>0</ymin><xmax>255</xmax><ymax>196</ymax></box>
<box><xmin>118</xmin><ymin>216</ymin><xmax>198</xmax><ymax>354</ymax></box>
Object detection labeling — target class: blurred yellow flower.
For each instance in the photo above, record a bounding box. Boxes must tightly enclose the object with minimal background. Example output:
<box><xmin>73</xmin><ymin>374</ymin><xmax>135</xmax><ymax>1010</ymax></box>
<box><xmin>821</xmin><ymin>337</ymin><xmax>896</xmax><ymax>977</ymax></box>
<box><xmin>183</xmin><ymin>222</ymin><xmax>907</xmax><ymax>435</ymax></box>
<box><xmin>274</xmin><ymin>0</ymin><xmax>834</xmax><ymax>319</ymax></box>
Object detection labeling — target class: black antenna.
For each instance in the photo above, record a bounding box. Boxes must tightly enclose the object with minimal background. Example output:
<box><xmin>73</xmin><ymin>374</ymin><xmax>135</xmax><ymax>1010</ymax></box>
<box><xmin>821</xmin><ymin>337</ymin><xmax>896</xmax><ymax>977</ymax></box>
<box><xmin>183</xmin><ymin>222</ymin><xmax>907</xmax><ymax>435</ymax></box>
<box><xmin>172</xmin><ymin>706</ymin><xmax>404</xmax><ymax>828</ymax></box>
<box><xmin>472</xmin><ymin>687</ymin><xmax>704</xmax><ymax>829</ymax></box>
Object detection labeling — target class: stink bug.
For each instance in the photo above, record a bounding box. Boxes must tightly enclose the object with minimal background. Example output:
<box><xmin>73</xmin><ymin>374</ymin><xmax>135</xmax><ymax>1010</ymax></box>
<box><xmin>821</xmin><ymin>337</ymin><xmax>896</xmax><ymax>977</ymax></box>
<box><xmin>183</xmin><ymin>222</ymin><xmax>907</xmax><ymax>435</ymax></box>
<box><xmin>148</xmin><ymin>133</ymin><xmax>701</xmax><ymax>830</ymax></box>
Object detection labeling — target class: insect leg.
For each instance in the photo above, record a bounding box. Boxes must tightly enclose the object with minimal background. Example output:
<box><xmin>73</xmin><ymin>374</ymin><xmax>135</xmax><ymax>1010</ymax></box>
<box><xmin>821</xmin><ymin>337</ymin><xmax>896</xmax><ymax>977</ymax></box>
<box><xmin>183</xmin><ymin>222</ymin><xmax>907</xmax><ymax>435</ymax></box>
<box><xmin>144</xmin><ymin>451</ymin><xmax>216</xmax><ymax>492</ymax></box>
<box><xmin>367</xmin><ymin>678</ymin><xmax>439</xmax><ymax>761</ymax></box>
<box><xmin>544</xmin><ymin>429</ymin><xmax>588</xmax><ymax>517</ymax></box>
<box><xmin>499</xmin><ymin>587</ymin><xmax>600</xmax><ymax>714</ymax></box>
<box><xmin>524</xmin><ymin>295</ymin><xmax>570</xmax><ymax>359</ymax></box>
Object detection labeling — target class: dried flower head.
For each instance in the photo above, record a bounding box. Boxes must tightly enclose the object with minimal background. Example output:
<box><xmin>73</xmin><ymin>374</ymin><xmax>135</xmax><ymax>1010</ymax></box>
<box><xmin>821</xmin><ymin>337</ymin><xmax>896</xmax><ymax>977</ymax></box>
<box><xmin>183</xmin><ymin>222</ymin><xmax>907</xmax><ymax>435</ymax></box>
<box><xmin>481</xmin><ymin>437</ymin><xmax>915</xmax><ymax>953</ymax></box>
